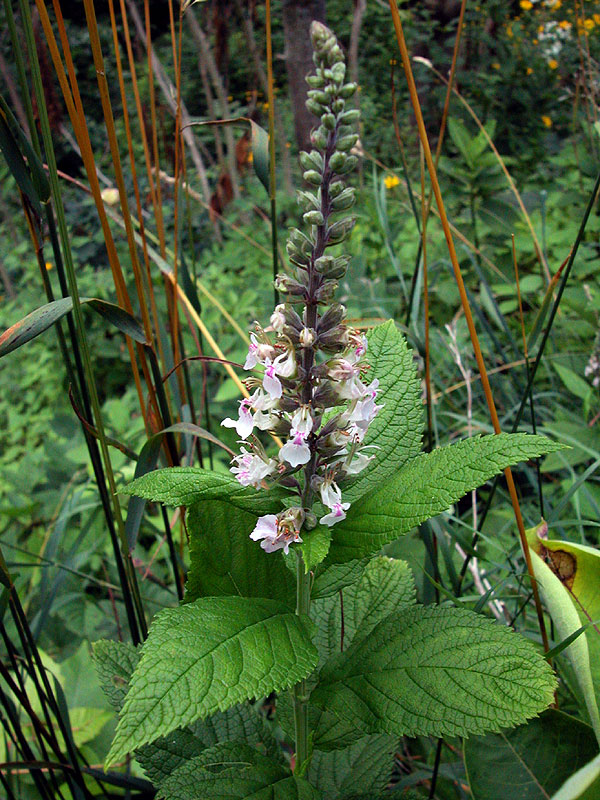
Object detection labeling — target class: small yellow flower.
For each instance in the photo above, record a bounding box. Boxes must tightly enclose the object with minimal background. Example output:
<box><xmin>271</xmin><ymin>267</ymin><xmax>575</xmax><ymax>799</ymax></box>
<box><xmin>100</xmin><ymin>187</ymin><xmax>119</xmax><ymax>206</ymax></box>
<box><xmin>594</xmin><ymin>14</ymin><xmax>600</xmax><ymax>24</ymax></box>
<box><xmin>384</xmin><ymin>174</ymin><xmax>400</xmax><ymax>190</ymax></box>
<box><xmin>558</xmin><ymin>20</ymin><xmax>571</xmax><ymax>29</ymax></box>
<box><xmin>262</xmin><ymin>102</ymin><xmax>269</xmax><ymax>110</ymax></box>
<box><xmin>285</xmin><ymin>142</ymin><xmax>291</xmax><ymax>149</ymax></box>
<box><xmin>533</xmin><ymin>38</ymin><xmax>539</xmax><ymax>45</ymax></box>
<box><xmin>45</xmin><ymin>261</ymin><xmax>53</xmax><ymax>271</ymax></box>
<box><xmin>520</xmin><ymin>0</ymin><xmax>533</xmax><ymax>10</ymax></box>
<box><xmin>506</xmin><ymin>25</ymin><xmax>514</xmax><ymax>38</ymax></box>
<box><xmin>492</xmin><ymin>62</ymin><xmax>501</xmax><ymax>69</ymax></box>
<box><xmin>227</xmin><ymin>95</ymin><xmax>233</xmax><ymax>102</ymax></box>
<box><xmin>548</xmin><ymin>59</ymin><xmax>559</xmax><ymax>69</ymax></box>
<box><xmin>541</xmin><ymin>115</ymin><xmax>553</xmax><ymax>128</ymax></box>
<box><xmin>584</xmin><ymin>18</ymin><xmax>595</xmax><ymax>30</ymax></box>
<box><xmin>526</xmin><ymin>66</ymin><xmax>534</xmax><ymax>75</ymax></box>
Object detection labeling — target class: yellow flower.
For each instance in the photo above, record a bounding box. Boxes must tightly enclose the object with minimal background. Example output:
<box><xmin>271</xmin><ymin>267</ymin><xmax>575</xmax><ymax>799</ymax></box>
<box><xmin>548</xmin><ymin>59</ymin><xmax>559</xmax><ymax>69</ymax></box>
<box><xmin>100</xmin><ymin>187</ymin><xmax>119</xmax><ymax>206</ymax></box>
<box><xmin>541</xmin><ymin>115</ymin><xmax>552</xmax><ymax>127</ymax></box>
<box><xmin>384</xmin><ymin>174</ymin><xmax>400</xmax><ymax>189</ymax></box>
<box><xmin>506</xmin><ymin>25</ymin><xmax>514</xmax><ymax>38</ymax></box>
<box><xmin>520</xmin><ymin>0</ymin><xmax>533</xmax><ymax>9</ymax></box>
<box><xmin>584</xmin><ymin>18</ymin><xmax>595</xmax><ymax>30</ymax></box>
<box><xmin>45</xmin><ymin>261</ymin><xmax>53</xmax><ymax>271</ymax></box>
<box><xmin>492</xmin><ymin>62</ymin><xmax>501</xmax><ymax>69</ymax></box>
<box><xmin>594</xmin><ymin>14</ymin><xmax>600</xmax><ymax>25</ymax></box>
<box><xmin>526</xmin><ymin>66</ymin><xmax>534</xmax><ymax>75</ymax></box>
<box><xmin>558</xmin><ymin>20</ymin><xmax>571</xmax><ymax>29</ymax></box>
<box><xmin>533</xmin><ymin>38</ymin><xmax>539</xmax><ymax>44</ymax></box>
<box><xmin>247</xmin><ymin>151</ymin><xmax>254</xmax><ymax>163</ymax></box>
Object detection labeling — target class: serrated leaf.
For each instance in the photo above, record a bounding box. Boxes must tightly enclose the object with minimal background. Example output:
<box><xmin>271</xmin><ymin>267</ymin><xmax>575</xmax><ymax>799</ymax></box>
<box><xmin>156</xmin><ymin>743</ymin><xmax>319</xmax><ymax>799</ymax></box>
<box><xmin>106</xmin><ymin>597</ymin><xmax>318</xmax><ymax>766</ymax></box>
<box><xmin>465</xmin><ymin>710</ymin><xmax>598</xmax><ymax>800</ymax></box>
<box><xmin>125</xmin><ymin>466</ymin><xmax>284</xmax><ymax>515</ymax></box>
<box><xmin>330</xmin><ymin>433</ymin><xmax>564</xmax><ymax>562</ymax></box>
<box><xmin>299</xmin><ymin>526</ymin><xmax>332</xmax><ymax>573</ymax></box>
<box><xmin>92</xmin><ymin>639</ymin><xmax>140</xmax><ymax>711</ymax></box>
<box><xmin>344</xmin><ymin>321</ymin><xmax>422</xmax><ymax>502</ymax></box>
<box><xmin>312</xmin><ymin>559</ymin><xmax>369</xmax><ymax>600</ymax></box>
<box><xmin>312</xmin><ymin>606</ymin><xmax>557</xmax><ymax>739</ymax></box>
<box><xmin>313</xmin><ymin>557</ymin><xmax>415</xmax><ymax>666</ymax></box>
<box><xmin>184</xmin><ymin>500</ymin><xmax>295</xmax><ymax>607</ymax></box>
<box><xmin>308</xmin><ymin>734</ymin><xmax>397</xmax><ymax>799</ymax></box>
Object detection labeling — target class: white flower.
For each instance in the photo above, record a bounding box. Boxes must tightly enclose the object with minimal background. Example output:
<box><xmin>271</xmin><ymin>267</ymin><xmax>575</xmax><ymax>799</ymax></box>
<box><xmin>230</xmin><ymin>448</ymin><xmax>277</xmax><ymax>488</ymax></box>
<box><xmin>279</xmin><ymin>430</ymin><xmax>311</xmax><ymax>466</ymax></box>
<box><xmin>320</xmin><ymin>502</ymin><xmax>350</xmax><ymax>527</ymax></box>
<box><xmin>343</xmin><ymin>450</ymin><xmax>374</xmax><ymax>474</ymax></box>
<box><xmin>291</xmin><ymin>405</ymin><xmax>314</xmax><ymax>435</ymax></box>
<box><xmin>270</xmin><ymin>304</ymin><xmax>286</xmax><ymax>332</ymax></box>
<box><xmin>221</xmin><ymin>397</ymin><xmax>255</xmax><ymax>439</ymax></box>
<box><xmin>249</xmin><ymin>513</ymin><xmax>302</xmax><ymax>554</ymax></box>
<box><xmin>319</xmin><ymin>478</ymin><xmax>343</xmax><ymax>509</ymax></box>
<box><xmin>273</xmin><ymin>349</ymin><xmax>296</xmax><ymax>378</ymax></box>
<box><xmin>263</xmin><ymin>357</ymin><xmax>282</xmax><ymax>399</ymax></box>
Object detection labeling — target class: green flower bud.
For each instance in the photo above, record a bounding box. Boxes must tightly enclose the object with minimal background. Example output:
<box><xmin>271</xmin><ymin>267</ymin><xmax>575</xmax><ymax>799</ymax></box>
<box><xmin>329</xmin><ymin>180</ymin><xmax>344</xmax><ymax>197</ymax></box>
<box><xmin>326</xmin><ymin>216</ymin><xmax>356</xmax><ymax>245</ymax></box>
<box><xmin>299</xmin><ymin>150</ymin><xmax>323</xmax><ymax>172</ymax></box>
<box><xmin>331</xmin><ymin>99</ymin><xmax>345</xmax><ymax>114</ymax></box>
<box><xmin>303</xmin><ymin>170</ymin><xmax>322</xmax><ymax>186</ymax></box>
<box><xmin>339</xmin><ymin>82</ymin><xmax>357</xmax><ymax>99</ymax></box>
<box><xmin>306</xmin><ymin>98</ymin><xmax>324</xmax><ymax>116</ymax></box>
<box><xmin>296</xmin><ymin>190</ymin><xmax>320</xmax><ymax>211</ymax></box>
<box><xmin>321</xmin><ymin>112</ymin><xmax>336</xmax><ymax>131</ymax></box>
<box><xmin>336</xmin><ymin>133</ymin><xmax>359</xmax><ymax>152</ymax></box>
<box><xmin>303</xmin><ymin>209</ymin><xmax>324</xmax><ymax>226</ymax></box>
<box><xmin>314</xmin><ymin>255</ymin><xmax>335</xmax><ymax>274</ymax></box>
<box><xmin>331</xmin><ymin>187</ymin><xmax>355</xmax><ymax>210</ymax></box>
<box><xmin>310</xmin><ymin>90</ymin><xmax>330</xmax><ymax>105</ymax></box>
<box><xmin>310</xmin><ymin>127</ymin><xmax>328</xmax><ymax>149</ymax></box>
<box><xmin>329</xmin><ymin>151</ymin><xmax>347</xmax><ymax>172</ymax></box>
<box><xmin>331</xmin><ymin>62</ymin><xmax>346</xmax><ymax>83</ymax></box>
<box><xmin>334</xmin><ymin>155</ymin><xmax>358</xmax><ymax>175</ymax></box>
<box><xmin>338</xmin><ymin>108</ymin><xmax>360</xmax><ymax>125</ymax></box>
<box><xmin>289</xmin><ymin>227</ymin><xmax>313</xmax><ymax>253</ymax></box>
<box><xmin>306</xmin><ymin>74</ymin><xmax>325</xmax><ymax>88</ymax></box>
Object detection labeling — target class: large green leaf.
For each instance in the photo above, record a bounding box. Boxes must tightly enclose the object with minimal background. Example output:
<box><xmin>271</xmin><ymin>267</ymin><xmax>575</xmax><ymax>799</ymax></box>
<box><xmin>93</xmin><ymin>639</ymin><xmax>140</xmax><ymax>711</ymax></box>
<box><xmin>527</xmin><ymin>522</ymin><xmax>600</xmax><ymax>743</ymax></box>
<box><xmin>551</xmin><ymin>752</ymin><xmax>600</xmax><ymax>800</ymax></box>
<box><xmin>464</xmin><ymin>710</ymin><xmax>599</xmax><ymax>800</ymax></box>
<box><xmin>344</xmin><ymin>321</ymin><xmax>422</xmax><ymax>502</ymax></box>
<box><xmin>308</xmin><ymin>734</ymin><xmax>397</xmax><ymax>799</ymax></box>
<box><xmin>311</xmin><ymin>606</ymin><xmax>556</xmax><ymax>739</ymax></box>
<box><xmin>124</xmin><ymin>466</ymin><xmax>285</xmax><ymax>515</ymax></box>
<box><xmin>106</xmin><ymin>597</ymin><xmax>317</xmax><ymax>766</ymax></box>
<box><xmin>156</xmin><ymin>743</ymin><xmax>319</xmax><ymax>799</ymax></box>
<box><xmin>330</xmin><ymin>433</ymin><xmax>564</xmax><ymax>562</ymax></box>
<box><xmin>184</xmin><ymin>499</ymin><xmax>295</xmax><ymax>608</ymax></box>
<box><xmin>313</xmin><ymin>557</ymin><xmax>415</xmax><ymax>666</ymax></box>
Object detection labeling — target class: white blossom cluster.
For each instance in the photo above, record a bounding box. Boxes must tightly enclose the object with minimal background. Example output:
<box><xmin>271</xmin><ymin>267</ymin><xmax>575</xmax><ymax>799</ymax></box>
<box><xmin>220</xmin><ymin>22</ymin><xmax>381</xmax><ymax>556</ymax></box>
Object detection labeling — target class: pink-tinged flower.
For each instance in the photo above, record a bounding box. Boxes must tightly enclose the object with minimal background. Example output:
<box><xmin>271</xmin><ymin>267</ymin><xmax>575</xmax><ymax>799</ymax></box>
<box><xmin>279</xmin><ymin>430</ymin><xmax>311</xmax><ymax>467</ymax></box>
<box><xmin>273</xmin><ymin>349</ymin><xmax>296</xmax><ymax>378</ymax></box>
<box><xmin>263</xmin><ymin>357</ymin><xmax>283</xmax><ymax>399</ymax></box>
<box><xmin>353</xmin><ymin>334</ymin><xmax>368</xmax><ymax>359</ymax></box>
<box><xmin>221</xmin><ymin>397</ymin><xmax>255</xmax><ymax>439</ymax></box>
<box><xmin>244</xmin><ymin>333</ymin><xmax>275</xmax><ymax>370</ymax></box>
<box><xmin>319</xmin><ymin>478</ymin><xmax>343</xmax><ymax>509</ymax></box>
<box><xmin>291</xmin><ymin>405</ymin><xmax>314</xmax><ymax>435</ymax></box>
<box><xmin>320</xmin><ymin>501</ymin><xmax>350</xmax><ymax>527</ymax></box>
<box><xmin>230</xmin><ymin>448</ymin><xmax>277</xmax><ymax>488</ymax></box>
<box><xmin>270</xmin><ymin>304</ymin><xmax>287</xmax><ymax>333</ymax></box>
<box><xmin>249</xmin><ymin>513</ymin><xmax>303</xmax><ymax>554</ymax></box>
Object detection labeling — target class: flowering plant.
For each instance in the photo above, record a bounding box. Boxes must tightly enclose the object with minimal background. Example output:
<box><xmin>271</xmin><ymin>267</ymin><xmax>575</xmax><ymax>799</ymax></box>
<box><xmin>94</xmin><ymin>23</ymin><xmax>563</xmax><ymax>799</ymax></box>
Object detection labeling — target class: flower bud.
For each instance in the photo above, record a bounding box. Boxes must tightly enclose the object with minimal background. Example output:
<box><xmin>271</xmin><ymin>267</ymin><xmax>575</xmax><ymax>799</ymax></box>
<box><xmin>331</xmin><ymin>187</ymin><xmax>355</xmax><ymax>210</ymax></box>
<box><xmin>270</xmin><ymin>304</ymin><xmax>287</xmax><ymax>332</ymax></box>
<box><xmin>339</xmin><ymin>82</ymin><xmax>357</xmax><ymax>99</ymax></box>
<box><xmin>303</xmin><ymin>170</ymin><xmax>322</xmax><ymax>186</ymax></box>
<box><xmin>274</xmin><ymin>274</ymin><xmax>307</xmax><ymax>298</ymax></box>
<box><xmin>306</xmin><ymin>74</ymin><xmax>325</xmax><ymax>88</ymax></box>
<box><xmin>338</xmin><ymin>109</ymin><xmax>360</xmax><ymax>125</ymax></box>
<box><xmin>303</xmin><ymin>509</ymin><xmax>318</xmax><ymax>531</ymax></box>
<box><xmin>318</xmin><ymin>325</ymin><xmax>350</xmax><ymax>352</ymax></box>
<box><xmin>315</xmin><ymin>280</ymin><xmax>338</xmax><ymax>303</ymax></box>
<box><xmin>317</xmin><ymin>302</ymin><xmax>346</xmax><ymax>332</ymax></box>
<box><xmin>296</xmin><ymin>190</ymin><xmax>320</xmax><ymax>211</ymax></box>
<box><xmin>311</xmin><ymin>127</ymin><xmax>328</xmax><ymax>150</ymax></box>
<box><xmin>329</xmin><ymin>151</ymin><xmax>348</xmax><ymax>172</ymax></box>
<box><xmin>303</xmin><ymin>210</ymin><xmax>324</xmax><ymax>226</ymax></box>
<box><xmin>331</xmin><ymin>62</ymin><xmax>346</xmax><ymax>83</ymax></box>
<box><xmin>306</xmin><ymin>98</ymin><xmax>324</xmax><ymax>116</ymax></box>
<box><xmin>300</xmin><ymin>150</ymin><xmax>324</xmax><ymax>172</ymax></box>
<box><xmin>321</xmin><ymin>112</ymin><xmax>336</xmax><ymax>131</ymax></box>
<box><xmin>331</xmin><ymin>99</ymin><xmax>345</xmax><ymax>114</ymax></box>
<box><xmin>335</xmin><ymin>155</ymin><xmax>358</xmax><ymax>175</ymax></box>
<box><xmin>336</xmin><ymin>134</ymin><xmax>359</xmax><ymax>152</ymax></box>
<box><xmin>329</xmin><ymin>180</ymin><xmax>344</xmax><ymax>198</ymax></box>
<box><xmin>299</xmin><ymin>327</ymin><xmax>317</xmax><ymax>347</ymax></box>
<box><xmin>326</xmin><ymin>217</ymin><xmax>356</xmax><ymax>245</ymax></box>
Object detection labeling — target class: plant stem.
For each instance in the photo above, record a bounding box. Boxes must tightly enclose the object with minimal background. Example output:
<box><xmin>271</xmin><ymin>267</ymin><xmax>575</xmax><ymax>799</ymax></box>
<box><xmin>294</xmin><ymin>551</ymin><xmax>312</xmax><ymax>771</ymax></box>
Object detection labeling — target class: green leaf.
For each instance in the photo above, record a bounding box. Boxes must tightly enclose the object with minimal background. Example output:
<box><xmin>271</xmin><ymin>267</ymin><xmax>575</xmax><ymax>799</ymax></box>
<box><xmin>184</xmin><ymin>500</ymin><xmax>295</xmax><ymax>607</ymax></box>
<box><xmin>106</xmin><ymin>597</ymin><xmax>317</xmax><ymax>766</ymax></box>
<box><xmin>308</xmin><ymin>734</ymin><xmax>397</xmax><ymax>799</ymax></box>
<box><xmin>156</xmin><ymin>743</ymin><xmax>320</xmax><ymax>800</ymax></box>
<box><xmin>311</xmin><ymin>606</ymin><xmax>556</xmax><ymax>739</ymax></box>
<box><xmin>313</xmin><ymin>557</ymin><xmax>415</xmax><ymax>666</ymax></box>
<box><xmin>526</xmin><ymin>523</ymin><xmax>600</xmax><ymax>743</ymax></box>
<box><xmin>344</xmin><ymin>321</ymin><xmax>422</xmax><ymax>503</ymax></box>
<box><xmin>125</xmin><ymin>466</ymin><xmax>284</xmax><ymax>515</ymax></box>
<box><xmin>553</xmin><ymin>363</ymin><xmax>593</xmax><ymax>403</ymax></box>
<box><xmin>465</xmin><ymin>710</ymin><xmax>598</xmax><ymax>800</ymax></box>
<box><xmin>330</xmin><ymin>433</ymin><xmax>564</xmax><ymax>562</ymax></box>
<box><xmin>551</xmin><ymin>752</ymin><xmax>600</xmax><ymax>800</ymax></box>
<box><xmin>299</xmin><ymin>526</ymin><xmax>332</xmax><ymax>573</ymax></box>
<box><xmin>92</xmin><ymin>639</ymin><xmax>140</xmax><ymax>711</ymax></box>
<box><xmin>0</xmin><ymin>296</ymin><xmax>146</xmax><ymax>357</ymax></box>
<box><xmin>312</xmin><ymin>559</ymin><xmax>369</xmax><ymax>600</ymax></box>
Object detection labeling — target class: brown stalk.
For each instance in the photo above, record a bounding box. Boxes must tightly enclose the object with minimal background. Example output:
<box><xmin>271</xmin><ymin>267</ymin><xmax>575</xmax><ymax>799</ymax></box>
<box><xmin>388</xmin><ymin>0</ymin><xmax>550</xmax><ymax>651</ymax></box>
<box><xmin>420</xmin><ymin>144</ymin><xmax>433</xmax><ymax>452</ymax></box>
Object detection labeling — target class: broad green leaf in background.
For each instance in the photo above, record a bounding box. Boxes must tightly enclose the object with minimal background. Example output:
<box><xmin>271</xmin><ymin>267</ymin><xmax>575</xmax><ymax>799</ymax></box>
<box><xmin>464</xmin><ymin>710</ymin><xmax>599</xmax><ymax>800</ymax></box>
<box><xmin>344</xmin><ymin>321</ymin><xmax>422</xmax><ymax>502</ymax></box>
<box><xmin>184</xmin><ymin>500</ymin><xmax>295</xmax><ymax>607</ymax></box>
<box><xmin>312</xmin><ymin>559</ymin><xmax>370</xmax><ymax>600</ymax></box>
<box><xmin>106</xmin><ymin>597</ymin><xmax>317</xmax><ymax>766</ymax></box>
<box><xmin>330</xmin><ymin>433</ymin><xmax>564</xmax><ymax>563</ymax></box>
<box><xmin>551</xmin><ymin>752</ymin><xmax>600</xmax><ymax>800</ymax></box>
<box><xmin>311</xmin><ymin>607</ymin><xmax>556</xmax><ymax>739</ymax></box>
<box><xmin>299</xmin><ymin>526</ymin><xmax>333</xmax><ymax>573</ymax></box>
<box><xmin>156</xmin><ymin>743</ymin><xmax>320</xmax><ymax>800</ymax></box>
<box><xmin>553</xmin><ymin>363</ymin><xmax>593</xmax><ymax>404</ymax></box>
<box><xmin>308</xmin><ymin>734</ymin><xmax>398</xmax><ymax>800</ymax></box>
<box><xmin>527</xmin><ymin>522</ymin><xmax>600</xmax><ymax>742</ymax></box>
<box><xmin>92</xmin><ymin>639</ymin><xmax>140</xmax><ymax>711</ymax></box>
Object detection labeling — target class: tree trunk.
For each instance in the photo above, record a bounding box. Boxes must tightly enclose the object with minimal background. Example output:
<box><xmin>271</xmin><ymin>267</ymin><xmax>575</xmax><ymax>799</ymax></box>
<box><xmin>281</xmin><ymin>0</ymin><xmax>326</xmax><ymax>153</ymax></box>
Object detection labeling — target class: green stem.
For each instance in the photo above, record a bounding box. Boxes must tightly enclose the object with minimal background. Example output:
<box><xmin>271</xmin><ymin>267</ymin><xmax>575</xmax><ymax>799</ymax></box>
<box><xmin>293</xmin><ymin>551</ymin><xmax>312</xmax><ymax>771</ymax></box>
